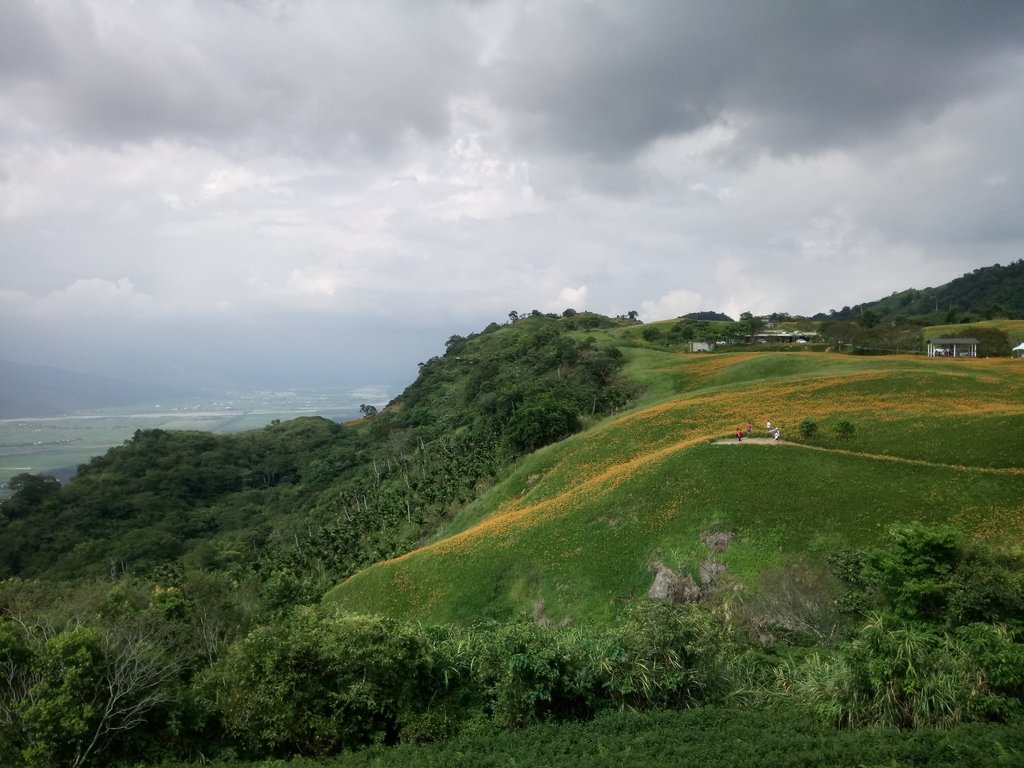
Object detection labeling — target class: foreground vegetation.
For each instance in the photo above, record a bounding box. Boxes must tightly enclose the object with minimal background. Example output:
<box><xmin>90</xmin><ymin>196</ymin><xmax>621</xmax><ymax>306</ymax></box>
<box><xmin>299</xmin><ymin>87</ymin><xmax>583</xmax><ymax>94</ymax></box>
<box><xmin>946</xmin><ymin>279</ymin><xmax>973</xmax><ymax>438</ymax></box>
<box><xmin>2</xmin><ymin>522</ymin><xmax>1023</xmax><ymax>766</ymax></box>
<box><xmin>156</xmin><ymin>706</ymin><xmax>1024</xmax><ymax>768</ymax></box>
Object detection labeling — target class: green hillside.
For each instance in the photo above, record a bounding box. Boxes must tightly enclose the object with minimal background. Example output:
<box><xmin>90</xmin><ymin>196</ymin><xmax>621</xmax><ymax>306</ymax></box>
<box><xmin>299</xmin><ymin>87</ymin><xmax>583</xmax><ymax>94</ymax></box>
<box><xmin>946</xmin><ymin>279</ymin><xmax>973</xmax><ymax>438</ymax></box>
<box><xmin>327</xmin><ymin>350</ymin><xmax>1024</xmax><ymax>624</ymax></box>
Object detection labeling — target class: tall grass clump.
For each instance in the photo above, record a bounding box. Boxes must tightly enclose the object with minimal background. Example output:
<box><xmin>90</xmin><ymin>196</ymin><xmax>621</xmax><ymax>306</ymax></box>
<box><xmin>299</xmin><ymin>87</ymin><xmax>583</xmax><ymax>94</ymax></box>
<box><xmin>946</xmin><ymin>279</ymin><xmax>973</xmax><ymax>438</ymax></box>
<box><xmin>779</xmin><ymin>615</ymin><xmax>1024</xmax><ymax>729</ymax></box>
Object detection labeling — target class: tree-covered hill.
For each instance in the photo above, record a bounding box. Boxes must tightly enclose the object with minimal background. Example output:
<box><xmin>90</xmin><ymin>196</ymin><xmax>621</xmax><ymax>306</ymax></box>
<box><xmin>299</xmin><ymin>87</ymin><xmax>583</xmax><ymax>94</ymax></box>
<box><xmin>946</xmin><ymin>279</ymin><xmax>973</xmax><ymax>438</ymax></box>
<box><xmin>0</xmin><ymin>313</ymin><xmax>635</xmax><ymax>583</ymax></box>
<box><xmin>823</xmin><ymin>259</ymin><xmax>1024</xmax><ymax>323</ymax></box>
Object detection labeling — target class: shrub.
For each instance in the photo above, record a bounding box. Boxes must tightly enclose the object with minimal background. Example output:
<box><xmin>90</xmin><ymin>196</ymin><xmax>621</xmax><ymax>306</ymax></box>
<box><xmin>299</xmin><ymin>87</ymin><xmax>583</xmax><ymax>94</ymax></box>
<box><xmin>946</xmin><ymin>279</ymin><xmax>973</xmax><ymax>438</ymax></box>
<box><xmin>602</xmin><ymin>601</ymin><xmax>734</xmax><ymax>709</ymax></box>
<box><xmin>641</xmin><ymin>326</ymin><xmax>663</xmax><ymax>343</ymax></box>
<box><xmin>505</xmin><ymin>394</ymin><xmax>581</xmax><ymax>454</ymax></box>
<box><xmin>206</xmin><ymin>608</ymin><xmax>437</xmax><ymax>755</ymax></box>
<box><xmin>798</xmin><ymin>419</ymin><xmax>818</xmax><ymax>439</ymax></box>
<box><xmin>735</xmin><ymin>560</ymin><xmax>844</xmax><ymax>644</ymax></box>
<box><xmin>862</xmin><ymin>522</ymin><xmax>962</xmax><ymax>623</ymax></box>
<box><xmin>468</xmin><ymin>622</ymin><xmax>599</xmax><ymax>728</ymax></box>
<box><xmin>833</xmin><ymin>420</ymin><xmax>855</xmax><ymax>438</ymax></box>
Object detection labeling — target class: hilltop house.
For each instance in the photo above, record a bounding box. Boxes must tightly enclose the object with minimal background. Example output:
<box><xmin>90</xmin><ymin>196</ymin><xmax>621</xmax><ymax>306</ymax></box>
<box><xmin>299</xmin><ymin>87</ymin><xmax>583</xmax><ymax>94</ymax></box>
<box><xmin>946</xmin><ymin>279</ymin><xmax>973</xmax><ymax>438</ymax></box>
<box><xmin>927</xmin><ymin>337</ymin><xmax>979</xmax><ymax>358</ymax></box>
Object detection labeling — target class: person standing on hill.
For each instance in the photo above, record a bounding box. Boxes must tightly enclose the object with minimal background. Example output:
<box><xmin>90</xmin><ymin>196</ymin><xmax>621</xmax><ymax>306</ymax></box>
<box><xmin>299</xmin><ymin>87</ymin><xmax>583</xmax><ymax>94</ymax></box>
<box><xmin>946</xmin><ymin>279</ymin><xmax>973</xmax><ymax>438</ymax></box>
<box><xmin>766</xmin><ymin>419</ymin><xmax>773</xmax><ymax>434</ymax></box>
<box><xmin>737</xmin><ymin>428</ymin><xmax>743</xmax><ymax>442</ymax></box>
<box><xmin>773</xmin><ymin>427</ymin><xmax>781</xmax><ymax>441</ymax></box>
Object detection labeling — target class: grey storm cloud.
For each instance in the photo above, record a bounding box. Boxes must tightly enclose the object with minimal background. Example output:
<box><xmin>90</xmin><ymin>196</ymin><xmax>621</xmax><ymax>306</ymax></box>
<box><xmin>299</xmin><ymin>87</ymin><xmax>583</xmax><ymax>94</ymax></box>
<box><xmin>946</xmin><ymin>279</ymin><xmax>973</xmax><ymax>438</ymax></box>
<box><xmin>485</xmin><ymin>1</ymin><xmax>1024</xmax><ymax>158</ymax></box>
<box><xmin>5</xmin><ymin>1</ymin><xmax>1021</xmax><ymax>160</ymax></box>
<box><xmin>1</xmin><ymin>0</ymin><xmax>1023</xmax><ymax>392</ymax></box>
<box><xmin>1</xmin><ymin>1</ymin><xmax>477</xmax><ymax>155</ymax></box>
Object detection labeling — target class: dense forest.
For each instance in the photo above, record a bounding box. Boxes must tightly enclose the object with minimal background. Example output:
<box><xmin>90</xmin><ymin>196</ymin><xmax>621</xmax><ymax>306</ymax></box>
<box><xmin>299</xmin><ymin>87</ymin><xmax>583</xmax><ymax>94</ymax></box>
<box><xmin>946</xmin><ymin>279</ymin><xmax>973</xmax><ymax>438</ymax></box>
<box><xmin>2</xmin><ymin>282</ymin><xmax>1023</xmax><ymax>766</ymax></box>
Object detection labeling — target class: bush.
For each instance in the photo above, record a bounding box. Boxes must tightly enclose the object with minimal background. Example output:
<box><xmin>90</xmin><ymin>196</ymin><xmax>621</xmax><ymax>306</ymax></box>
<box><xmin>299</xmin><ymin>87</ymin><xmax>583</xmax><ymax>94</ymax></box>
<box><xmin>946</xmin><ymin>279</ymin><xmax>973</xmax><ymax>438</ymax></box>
<box><xmin>862</xmin><ymin>522</ymin><xmax>962</xmax><ymax>623</ymax></box>
<box><xmin>783</xmin><ymin>614</ymin><xmax>1024</xmax><ymax>730</ymax></box>
<box><xmin>206</xmin><ymin>608</ymin><xmax>437</xmax><ymax>755</ymax></box>
<box><xmin>505</xmin><ymin>394</ymin><xmax>581</xmax><ymax>454</ymax></box>
<box><xmin>798</xmin><ymin>419</ymin><xmax>818</xmax><ymax>439</ymax></box>
<box><xmin>833</xmin><ymin>420</ymin><xmax>855</xmax><ymax>438</ymax></box>
<box><xmin>641</xmin><ymin>326</ymin><xmax>662</xmax><ymax>343</ymax></box>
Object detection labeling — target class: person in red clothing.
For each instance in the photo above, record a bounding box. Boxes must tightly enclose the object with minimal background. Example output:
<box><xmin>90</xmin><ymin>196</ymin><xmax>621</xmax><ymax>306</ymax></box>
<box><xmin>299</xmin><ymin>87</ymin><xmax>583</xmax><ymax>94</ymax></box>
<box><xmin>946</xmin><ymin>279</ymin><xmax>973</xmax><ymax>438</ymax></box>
<box><xmin>736</xmin><ymin>428</ymin><xmax>743</xmax><ymax>442</ymax></box>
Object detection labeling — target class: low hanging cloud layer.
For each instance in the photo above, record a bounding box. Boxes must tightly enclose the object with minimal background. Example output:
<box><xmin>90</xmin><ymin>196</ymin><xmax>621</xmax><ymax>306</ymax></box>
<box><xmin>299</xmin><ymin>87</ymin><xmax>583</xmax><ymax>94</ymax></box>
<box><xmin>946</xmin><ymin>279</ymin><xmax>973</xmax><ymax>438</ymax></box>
<box><xmin>2</xmin><ymin>0</ymin><xmax>1023</xmax><ymax>390</ymax></box>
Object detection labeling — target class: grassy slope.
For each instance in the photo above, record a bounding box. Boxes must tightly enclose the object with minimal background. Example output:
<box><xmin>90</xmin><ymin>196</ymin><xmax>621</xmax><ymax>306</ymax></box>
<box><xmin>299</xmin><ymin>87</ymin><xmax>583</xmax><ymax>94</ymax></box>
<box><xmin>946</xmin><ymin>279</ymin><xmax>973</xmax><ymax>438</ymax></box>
<box><xmin>924</xmin><ymin>318</ymin><xmax>1024</xmax><ymax>342</ymax></box>
<box><xmin>325</xmin><ymin>349</ymin><xmax>1024</xmax><ymax>625</ymax></box>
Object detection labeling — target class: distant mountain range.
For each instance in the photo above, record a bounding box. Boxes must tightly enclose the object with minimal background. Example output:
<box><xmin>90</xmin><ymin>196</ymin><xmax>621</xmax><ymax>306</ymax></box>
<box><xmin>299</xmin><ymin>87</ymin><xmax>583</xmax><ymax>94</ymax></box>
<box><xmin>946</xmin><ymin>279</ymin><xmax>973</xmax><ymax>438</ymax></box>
<box><xmin>0</xmin><ymin>359</ymin><xmax>195</xmax><ymax>418</ymax></box>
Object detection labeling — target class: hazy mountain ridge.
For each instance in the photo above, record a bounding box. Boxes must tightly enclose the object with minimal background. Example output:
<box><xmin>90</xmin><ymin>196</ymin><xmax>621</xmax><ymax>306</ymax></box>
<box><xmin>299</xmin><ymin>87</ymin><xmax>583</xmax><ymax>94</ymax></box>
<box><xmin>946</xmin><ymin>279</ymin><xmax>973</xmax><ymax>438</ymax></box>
<box><xmin>0</xmin><ymin>359</ymin><xmax>195</xmax><ymax>418</ymax></box>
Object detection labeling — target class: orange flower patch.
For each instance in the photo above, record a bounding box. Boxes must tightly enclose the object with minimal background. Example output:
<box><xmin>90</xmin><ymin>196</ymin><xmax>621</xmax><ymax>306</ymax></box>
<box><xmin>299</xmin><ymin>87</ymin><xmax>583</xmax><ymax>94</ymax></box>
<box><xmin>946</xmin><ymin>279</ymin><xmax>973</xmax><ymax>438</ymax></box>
<box><xmin>954</xmin><ymin>503</ymin><xmax>1024</xmax><ymax>544</ymax></box>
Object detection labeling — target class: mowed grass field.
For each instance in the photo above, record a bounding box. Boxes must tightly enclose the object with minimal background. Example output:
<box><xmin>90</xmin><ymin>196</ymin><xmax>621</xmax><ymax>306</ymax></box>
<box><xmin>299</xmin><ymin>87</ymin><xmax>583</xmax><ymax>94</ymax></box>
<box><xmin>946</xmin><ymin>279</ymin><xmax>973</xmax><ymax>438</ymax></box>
<box><xmin>325</xmin><ymin>351</ymin><xmax>1024</xmax><ymax>625</ymax></box>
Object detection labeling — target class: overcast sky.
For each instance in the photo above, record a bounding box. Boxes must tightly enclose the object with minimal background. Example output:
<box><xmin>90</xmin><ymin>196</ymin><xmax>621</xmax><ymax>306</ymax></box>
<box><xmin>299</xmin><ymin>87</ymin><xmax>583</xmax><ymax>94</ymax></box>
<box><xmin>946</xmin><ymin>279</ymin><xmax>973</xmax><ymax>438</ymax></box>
<box><xmin>2</xmin><ymin>1</ymin><xmax>1023</xmax><ymax>392</ymax></box>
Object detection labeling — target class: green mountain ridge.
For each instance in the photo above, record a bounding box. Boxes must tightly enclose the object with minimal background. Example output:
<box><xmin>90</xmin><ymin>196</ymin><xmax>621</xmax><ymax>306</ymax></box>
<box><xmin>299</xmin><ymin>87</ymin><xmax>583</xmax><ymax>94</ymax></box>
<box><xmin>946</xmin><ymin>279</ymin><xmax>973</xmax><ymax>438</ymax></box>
<box><xmin>821</xmin><ymin>259</ymin><xmax>1024</xmax><ymax>322</ymax></box>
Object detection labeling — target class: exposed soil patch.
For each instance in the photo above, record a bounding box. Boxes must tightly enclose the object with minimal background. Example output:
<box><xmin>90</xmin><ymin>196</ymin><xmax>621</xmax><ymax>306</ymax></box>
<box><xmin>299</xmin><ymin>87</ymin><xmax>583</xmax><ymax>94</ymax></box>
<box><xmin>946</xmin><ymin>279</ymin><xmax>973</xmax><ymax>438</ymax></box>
<box><xmin>532</xmin><ymin>598</ymin><xmax>551</xmax><ymax>628</ymax></box>
<box><xmin>699</xmin><ymin>530</ymin><xmax>734</xmax><ymax>553</ymax></box>
<box><xmin>647</xmin><ymin>563</ymin><xmax>701</xmax><ymax>603</ymax></box>
<box><xmin>699</xmin><ymin>558</ymin><xmax>727</xmax><ymax>585</ymax></box>
<box><xmin>648</xmin><ymin>530</ymin><xmax>735</xmax><ymax>604</ymax></box>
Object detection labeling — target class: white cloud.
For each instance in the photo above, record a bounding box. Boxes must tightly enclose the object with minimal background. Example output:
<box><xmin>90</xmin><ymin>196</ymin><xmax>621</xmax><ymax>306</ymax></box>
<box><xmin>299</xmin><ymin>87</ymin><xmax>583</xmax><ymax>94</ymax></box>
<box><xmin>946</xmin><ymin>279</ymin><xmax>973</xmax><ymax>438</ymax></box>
<box><xmin>37</xmin><ymin>277</ymin><xmax>155</xmax><ymax>317</ymax></box>
<box><xmin>553</xmin><ymin>285</ymin><xmax>589</xmax><ymax>312</ymax></box>
<box><xmin>641</xmin><ymin>290</ymin><xmax>706</xmax><ymax>321</ymax></box>
<box><xmin>283</xmin><ymin>268</ymin><xmax>349</xmax><ymax>299</ymax></box>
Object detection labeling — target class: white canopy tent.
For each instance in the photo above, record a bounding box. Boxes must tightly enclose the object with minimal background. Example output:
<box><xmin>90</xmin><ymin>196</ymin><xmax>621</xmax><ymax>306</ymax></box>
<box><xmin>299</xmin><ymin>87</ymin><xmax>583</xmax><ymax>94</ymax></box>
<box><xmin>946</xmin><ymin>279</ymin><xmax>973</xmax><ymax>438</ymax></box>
<box><xmin>1013</xmin><ymin>342</ymin><xmax>1024</xmax><ymax>358</ymax></box>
